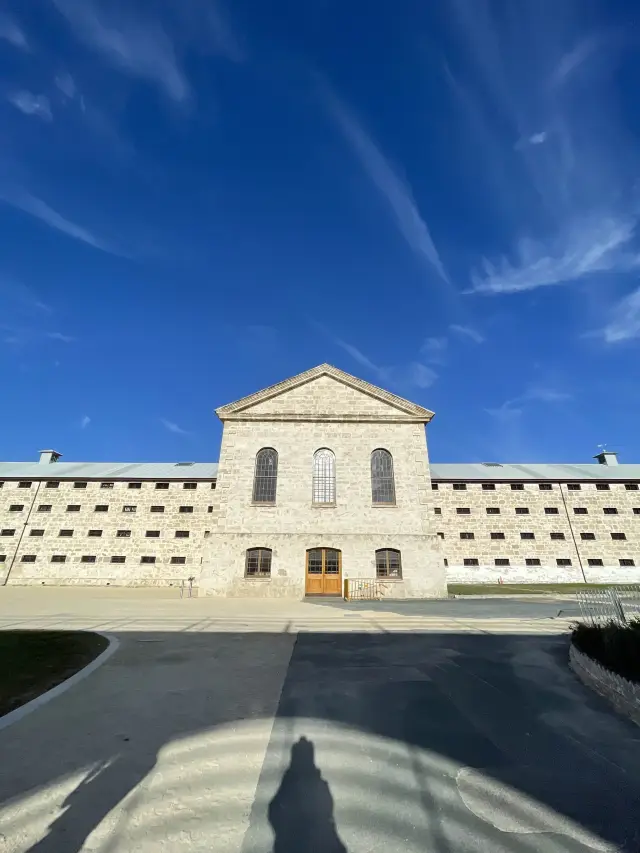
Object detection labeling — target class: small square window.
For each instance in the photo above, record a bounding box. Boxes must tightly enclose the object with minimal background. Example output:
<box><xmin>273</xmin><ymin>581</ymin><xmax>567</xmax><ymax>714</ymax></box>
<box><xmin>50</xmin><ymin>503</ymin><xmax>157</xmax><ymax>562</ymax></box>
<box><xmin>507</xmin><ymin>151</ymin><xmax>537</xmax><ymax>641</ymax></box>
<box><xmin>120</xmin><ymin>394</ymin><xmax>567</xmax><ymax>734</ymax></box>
<box><xmin>431</xmin><ymin>482</ymin><xmax>439</xmax><ymax>490</ymax></box>
<box><xmin>18</xmin><ymin>481</ymin><xmax>32</xmax><ymax>488</ymax></box>
<box><xmin>128</xmin><ymin>482</ymin><xmax>142</xmax><ymax>490</ymax></box>
<box><xmin>624</xmin><ymin>483</ymin><xmax>639</xmax><ymax>491</ymax></box>
<box><xmin>179</xmin><ymin>506</ymin><xmax>194</xmax><ymax>513</ymax></box>
<box><xmin>211</xmin><ymin>482</ymin><xmax>216</xmax><ymax>489</ymax></box>
<box><xmin>74</xmin><ymin>482</ymin><xmax>87</xmax><ymax>489</ymax></box>
<box><xmin>81</xmin><ymin>555</ymin><xmax>96</xmax><ymax>563</ymax></box>
<box><xmin>208</xmin><ymin>506</ymin><xmax>213</xmax><ymax>513</ymax></box>
<box><xmin>567</xmin><ymin>483</ymin><xmax>581</xmax><ymax>491</ymax></box>
<box><xmin>204</xmin><ymin>530</ymin><xmax>211</xmax><ymax>538</ymax></box>
<box><xmin>146</xmin><ymin>530</ymin><xmax>160</xmax><ymax>538</ymax></box>
<box><xmin>491</xmin><ymin>532</ymin><xmax>505</xmax><ymax>539</ymax></box>
<box><xmin>511</xmin><ymin>483</ymin><xmax>524</xmax><ymax>491</ymax></box>
<box><xmin>486</xmin><ymin>507</ymin><xmax>500</xmax><ymax>515</ymax></box>
<box><xmin>434</xmin><ymin>507</ymin><xmax>442</xmax><ymax>515</ymax></box>
<box><xmin>603</xmin><ymin>507</ymin><xmax>618</xmax><ymax>514</ymax></box>
<box><xmin>141</xmin><ymin>556</ymin><xmax>156</xmax><ymax>564</ymax></box>
<box><xmin>88</xmin><ymin>530</ymin><xmax>102</xmax><ymax>537</ymax></box>
<box><xmin>526</xmin><ymin>558</ymin><xmax>541</xmax><ymax>566</ymax></box>
<box><xmin>123</xmin><ymin>505</ymin><xmax>137</xmax><ymax>513</ymax></box>
<box><xmin>116</xmin><ymin>530</ymin><xmax>131</xmax><ymax>537</ymax></box>
<box><xmin>538</xmin><ymin>483</ymin><xmax>552</xmax><ymax>490</ymax></box>
<box><xmin>94</xmin><ymin>505</ymin><xmax>109</xmax><ymax>512</ymax></box>
<box><xmin>587</xmin><ymin>558</ymin><xmax>603</xmax><ymax>566</ymax></box>
<box><xmin>0</xmin><ymin>555</ymin><xmax>5</xmax><ymax>562</ymax></box>
<box><xmin>456</xmin><ymin>507</ymin><xmax>471</xmax><ymax>515</ymax></box>
<box><xmin>150</xmin><ymin>506</ymin><xmax>165</xmax><ymax>513</ymax></box>
<box><xmin>634</xmin><ymin>508</ymin><xmax>640</xmax><ymax>515</ymax></box>
<box><xmin>453</xmin><ymin>483</ymin><xmax>467</xmax><ymax>491</ymax></box>
<box><xmin>66</xmin><ymin>505</ymin><xmax>81</xmax><ymax>512</ymax></box>
<box><xmin>550</xmin><ymin>532</ymin><xmax>565</xmax><ymax>540</ymax></box>
<box><xmin>460</xmin><ymin>531</ymin><xmax>474</xmax><ymax>540</ymax></box>
<box><xmin>443</xmin><ymin>558</ymin><xmax>448</xmax><ymax>567</ymax></box>
<box><xmin>51</xmin><ymin>555</ymin><xmax>66</xmax><ymax>563</ymax></box>
<box><xmin>9</xmin><ymin>504</ymin><xmax>24</xmax><ymax>512</ymax></box>
<box><xmin>573</xmin><ymin>507</ymin><xmax>588</xmax><ymax>515</ymax></box>
<box><xmin>544</xmin><ymin>507</ymin><xmax>559</xmax><ymax>514</ymax></box>
<box><xmin>171</xmin><ymin>556</ymin><xmax>186</xmax><ymax>565</ymax></box>
<box><xmin>29</xmin><ymin>529</ymin><xmax>44</xmax><ymax>537</ymax></box>
<box><xmin>111</xmin><ymin>556</ymin><xmax>126</xmax><ymax>563</ymax></box>
<box><xmin>155</xmin><ymin>482</ymin><xmax>169</xmax><ymax>490</ymax></box>
<box><xmin>38</xmin><ymin>504</ymin><xmax>52</xmax><ymax>512</ymax></box>
<box><xmin>611</xmin><ymin>532</ymin><xmax>626</xmax><ymax>540</ymax></box>
<box><xmin>495</xmin><ymin>558</ymin><xmax>510</xmax><ymax>566</ymax></box>
<box><xmin>580</xmin><ymin>532</ymin><xmax>596</xmax><ymax>540</ymax></box>
<box><xmin>175</xmin><ymin>530</ymin><xmax>190</xmax><ymax>538</ymax></box>
<box><xmin>59</xmin><ymin>529</ymin><xmax>73</xmax><ymax>537</ymax></box>
<box><xmin>515</xmin><ymin>507</ymin><xmax>529</xmax><ymax>515</ymax></box>
<box><xmin>620</xmin><ymin>558</ymin><xmax>635</xmax><ymax>566</ymax></box>
<box><xmin>183</xmin><ymin>482</ymin><xmax>197</xmax><ymax>490</ymax></box>
<box><xmin>596</xmin><ymin>483</ymin><xmax>610</xmax><ymax>491</ymax></box>
<box><xmin>463</xmin><ymin>558</ymin><xmax>479</xmax><ymax>566</ymax></box>
<box><xmin>520</xmin><ymin>532</ymin><xmax>534</xmax><ymax>539</ymax></box>
<box><xmin>482</xmin><ymin>483</ymin><xmax>496</xmax><ymax>491</ymax></box>
<box><xmin>21</xmin><ymin>555</ymin><xmax>36</xmax><ymax>562</ymax></box>
<box><xmin>557</xmin><ymin>558</ymin><xmax>572</xmax><ymax>566</ymax></box>
<box><xmin>437</xmin><ymin>532</ymin><xmax>445</xmax><ymax>539</ymax></box>
<box><xmin>101</xmin><ymin>482</ymin><xmax>114</xmax><ymax>489</ymax></box>
<box><xmin>1</xmin><ymin>529</ymin><xmax>16</xmax><ymax>536</ymax></box>
<box><xmin>46</xmin><ymin>481</ymin><xmax>59</xmax><ymax>489</ymax></box>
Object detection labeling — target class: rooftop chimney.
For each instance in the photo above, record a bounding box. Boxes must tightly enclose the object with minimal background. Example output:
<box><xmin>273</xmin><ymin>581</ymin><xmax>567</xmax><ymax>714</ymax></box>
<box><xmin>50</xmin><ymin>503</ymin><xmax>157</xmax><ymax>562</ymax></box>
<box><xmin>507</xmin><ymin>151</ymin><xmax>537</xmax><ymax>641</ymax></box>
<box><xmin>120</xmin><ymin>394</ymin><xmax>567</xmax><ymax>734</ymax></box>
<box><xmin>594</xmin><ymin>450</ymin><xmax>619</xmax><ymax>466</ymax></box>
<box><xmin>39</xmin><ymin>449</ymin><xmax>62</xmax><ymax>465</ymax></box>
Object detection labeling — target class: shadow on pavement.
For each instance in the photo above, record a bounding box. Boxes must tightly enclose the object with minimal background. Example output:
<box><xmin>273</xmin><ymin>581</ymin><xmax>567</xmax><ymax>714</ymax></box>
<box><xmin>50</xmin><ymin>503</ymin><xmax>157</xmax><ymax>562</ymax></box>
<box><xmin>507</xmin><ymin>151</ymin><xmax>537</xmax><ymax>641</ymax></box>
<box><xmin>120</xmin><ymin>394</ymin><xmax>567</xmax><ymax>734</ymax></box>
<box><xmin>0</xmin><ymin>631</ymin><xmax>637</xmax><ymax>852</ymax></box>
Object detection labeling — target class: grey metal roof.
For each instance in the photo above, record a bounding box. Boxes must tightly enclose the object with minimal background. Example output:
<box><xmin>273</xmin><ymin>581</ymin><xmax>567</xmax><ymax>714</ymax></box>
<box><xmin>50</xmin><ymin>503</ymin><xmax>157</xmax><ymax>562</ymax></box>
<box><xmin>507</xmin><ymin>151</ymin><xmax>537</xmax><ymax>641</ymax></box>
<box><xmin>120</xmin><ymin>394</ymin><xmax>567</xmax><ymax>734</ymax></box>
<box><xmin>0</xmin><ymin>462</ymin><xmax>218</xmax><ymax>480</ymax></box>
<box><xmin>429</xmin><ymin>462</ymin><xmax>640</xmax><ymax>481</ymax></box>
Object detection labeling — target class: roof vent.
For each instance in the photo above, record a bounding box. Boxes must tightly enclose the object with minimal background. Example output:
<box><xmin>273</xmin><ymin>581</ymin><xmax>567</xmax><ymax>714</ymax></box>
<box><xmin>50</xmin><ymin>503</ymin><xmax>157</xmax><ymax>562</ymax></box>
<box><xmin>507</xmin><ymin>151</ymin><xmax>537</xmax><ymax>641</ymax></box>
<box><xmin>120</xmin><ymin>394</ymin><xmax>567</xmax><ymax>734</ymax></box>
<box><xmin>175</xmin><ymin>462</ymin><xmax>195</xmax><ymax>467</ymax></box>
<box><xmin>39</xmin><ymin>449</ymin><xmax>62</xmax><ymax>465</ymax></box>
<box><xmin>482</xmin><ymin>462</ymin><xmax>503</xmax><ymax>467</ymax></box>
<box><xmin>594</xmin><ymin>450</ymin><xmax>619</xmax><ymax>466</ymax></box>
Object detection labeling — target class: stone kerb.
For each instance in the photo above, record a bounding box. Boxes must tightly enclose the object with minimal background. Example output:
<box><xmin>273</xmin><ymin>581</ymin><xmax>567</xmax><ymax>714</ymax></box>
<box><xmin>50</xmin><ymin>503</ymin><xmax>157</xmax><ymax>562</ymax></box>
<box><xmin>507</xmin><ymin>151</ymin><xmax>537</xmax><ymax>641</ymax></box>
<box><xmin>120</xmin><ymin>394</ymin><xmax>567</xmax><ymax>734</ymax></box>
<box><xmin>569</xmin><ymin>642</ymin><xmax>640</xmax><ymax>727</ymax></box>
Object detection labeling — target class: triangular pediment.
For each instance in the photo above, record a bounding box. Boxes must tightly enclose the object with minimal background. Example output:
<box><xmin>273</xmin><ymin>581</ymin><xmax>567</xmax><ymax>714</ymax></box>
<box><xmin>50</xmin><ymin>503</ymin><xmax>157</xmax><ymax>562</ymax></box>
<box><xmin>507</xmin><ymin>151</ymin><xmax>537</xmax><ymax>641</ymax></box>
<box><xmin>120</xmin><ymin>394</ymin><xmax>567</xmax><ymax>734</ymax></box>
<box><xmin>215</xmin><ymin>364</ymin><xmax>434</xmax><ymax>423</ymax></box>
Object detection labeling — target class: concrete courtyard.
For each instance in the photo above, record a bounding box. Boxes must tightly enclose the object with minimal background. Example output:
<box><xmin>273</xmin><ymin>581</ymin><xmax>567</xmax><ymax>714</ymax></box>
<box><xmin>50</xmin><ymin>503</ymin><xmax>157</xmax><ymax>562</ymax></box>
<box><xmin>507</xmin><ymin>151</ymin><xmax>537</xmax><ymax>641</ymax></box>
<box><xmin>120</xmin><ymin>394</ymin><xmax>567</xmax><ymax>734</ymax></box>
<box><xmin>0</xmin><ymin>588</ymin><xmax>638</xmax><ymax>852</ymax></box>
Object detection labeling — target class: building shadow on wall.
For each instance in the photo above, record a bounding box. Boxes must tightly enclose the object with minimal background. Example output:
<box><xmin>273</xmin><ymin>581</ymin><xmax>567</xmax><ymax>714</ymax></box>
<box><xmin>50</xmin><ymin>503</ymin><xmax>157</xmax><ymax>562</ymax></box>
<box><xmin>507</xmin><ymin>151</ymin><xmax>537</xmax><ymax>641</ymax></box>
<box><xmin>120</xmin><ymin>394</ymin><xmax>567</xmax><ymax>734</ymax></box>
<box><xmin>268</xmin><ymin>736</ymin><xmax>347</xmax><ymax>853</ymax></box>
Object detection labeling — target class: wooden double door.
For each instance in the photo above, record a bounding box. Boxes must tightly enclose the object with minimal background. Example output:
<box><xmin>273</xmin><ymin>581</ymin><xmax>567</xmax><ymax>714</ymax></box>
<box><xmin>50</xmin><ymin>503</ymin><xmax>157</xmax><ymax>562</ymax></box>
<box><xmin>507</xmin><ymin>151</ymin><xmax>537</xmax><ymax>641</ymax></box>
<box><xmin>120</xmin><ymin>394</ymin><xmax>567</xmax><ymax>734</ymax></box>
<box><xmin>305</xmin><ymin>548</ymin><xmax>342</xmax><ymax>596</ymax></box>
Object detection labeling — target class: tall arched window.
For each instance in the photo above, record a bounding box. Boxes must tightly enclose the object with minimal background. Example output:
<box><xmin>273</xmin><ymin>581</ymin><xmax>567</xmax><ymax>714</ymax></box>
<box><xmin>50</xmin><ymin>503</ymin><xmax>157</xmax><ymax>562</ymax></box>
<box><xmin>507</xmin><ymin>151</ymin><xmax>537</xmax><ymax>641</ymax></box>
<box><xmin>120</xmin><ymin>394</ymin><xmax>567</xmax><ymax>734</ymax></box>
<box><xmin>252</xmin><ymin>448</ymin><xmax>278</xmax><ymax>504</ymax></box>
<box><xmin>376</xmin><ymin>548</ymin><xmax>402</xmax><ymax>578</ymax></box>
<box><xmin>371</xmin><ymin>449</ymin><xmax>396</xmax><ymax>504</ymax></box>
<box><xmin>312</xmin><ymin>449</ymin><xmax>336</xmax><ymax>504</ymax></box>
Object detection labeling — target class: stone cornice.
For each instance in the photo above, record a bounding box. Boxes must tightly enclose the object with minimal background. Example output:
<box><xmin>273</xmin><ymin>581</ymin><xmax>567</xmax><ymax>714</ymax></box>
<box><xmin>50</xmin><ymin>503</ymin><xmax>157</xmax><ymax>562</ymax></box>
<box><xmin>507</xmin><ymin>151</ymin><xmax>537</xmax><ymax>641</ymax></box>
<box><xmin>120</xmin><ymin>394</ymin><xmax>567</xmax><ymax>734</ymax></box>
<box><xmin>215</xmin><ymin>363</ymin><xmax>435</xmax><ymax>423</ymax></box>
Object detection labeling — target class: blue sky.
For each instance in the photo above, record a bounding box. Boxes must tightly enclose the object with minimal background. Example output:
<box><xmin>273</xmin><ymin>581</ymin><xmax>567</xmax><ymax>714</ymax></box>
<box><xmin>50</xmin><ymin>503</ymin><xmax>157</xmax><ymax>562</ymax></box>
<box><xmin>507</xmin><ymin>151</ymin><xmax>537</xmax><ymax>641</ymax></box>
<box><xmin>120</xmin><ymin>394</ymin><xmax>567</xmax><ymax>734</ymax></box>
<box><xmin>1</xmin><ymin>0</ymin><xmax>639</xmax><ymax>465</ymax></box>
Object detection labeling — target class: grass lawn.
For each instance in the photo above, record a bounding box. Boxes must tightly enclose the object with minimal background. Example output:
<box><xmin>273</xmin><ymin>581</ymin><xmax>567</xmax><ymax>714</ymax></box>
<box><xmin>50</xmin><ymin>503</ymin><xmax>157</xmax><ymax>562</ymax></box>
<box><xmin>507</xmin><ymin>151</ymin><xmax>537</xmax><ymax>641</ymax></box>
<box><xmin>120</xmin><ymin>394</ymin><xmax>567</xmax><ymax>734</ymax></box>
<box><xmin>447</xmin><ymin>583</ymin><xmax>633</xmax><ymax>596</ymax></box>
<box><xmin>0</xmin><ymin>630</ymin><xmax>108</xmax><ymax>718</ymax></box>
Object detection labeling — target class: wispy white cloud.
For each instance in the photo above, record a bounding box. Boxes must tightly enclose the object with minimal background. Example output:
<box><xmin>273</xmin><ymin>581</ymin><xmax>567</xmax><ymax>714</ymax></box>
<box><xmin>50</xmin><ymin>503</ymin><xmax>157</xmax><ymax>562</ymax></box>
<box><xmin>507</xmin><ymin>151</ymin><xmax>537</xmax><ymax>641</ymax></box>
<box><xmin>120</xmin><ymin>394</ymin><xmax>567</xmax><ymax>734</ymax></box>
<box><xmin>55</xmin><ymin>72</ymin><xmax>78</xmax><ymax>100</ymax></box>
<box><xmin>320</xmin><ymin>83</ymin><xmax>449</xmax><ymax>287</ymax></box>
<box><xmin>0</xmin><ymin>14</ymin><xmax>28</xmax><ymax>50</ymax></box>
<box><xmin>47</xmin><ymin>331</ymin><xmax>74</xmax><ymax>343</ymax></box>
<box><xmin>550</xmin><ymin>35</ymin><xmax>602</xmax><ymax>87</ymax></box>
<box><xmin>51</xmin><ymin>0</ymin><xmax>243</xmax><ymax>103</ymax></box>
<box><xmin>161</xmin><ymin>418</ymin><xmax>190</xmax><ymax>436</ymax></box>
<box><xmin>486</xmin><ymin>385</ymin><xmax>571</xmax><ymax>419</ymax></box>
<box><xmin>469</xmin><ymin>217</ymin><xmax>640</xmax><ymax>295</ymax></box>
<box><xmin>333</xmin><ymin>337</ymin><xmax>438</xmax><ymax>390</ymax></box>
<box><xmin>0</xmin><ymin>278</ymin><xmax>52</xmax><ymax>314</ymax></box>
<box><xmin>599</xmin><ymin>286</ymin><xmax>640</xmax><ymax>343</ymax></box>
<box><xmin>449</xmin><ymin>323</ymin><xmax>485</xmax><ymax>343</ymax></box>
<box><xmin>80</xmin><ymin>415</ymin><xmax>91</xmax><ymax>429</ymax></box>
<box><xmin>8</xmin><ymin>92</ymin><xmax>52</xmax><ymax>121</ymax></box>
<box><xmin>0</xmin><ymin>190</ymin><xmax>115</xmax><ymax>253</ymax></box>
<box><xmin>528</xmin><ymin>131</ymin><xmax>547</xmax><ymax>146</ymax></box>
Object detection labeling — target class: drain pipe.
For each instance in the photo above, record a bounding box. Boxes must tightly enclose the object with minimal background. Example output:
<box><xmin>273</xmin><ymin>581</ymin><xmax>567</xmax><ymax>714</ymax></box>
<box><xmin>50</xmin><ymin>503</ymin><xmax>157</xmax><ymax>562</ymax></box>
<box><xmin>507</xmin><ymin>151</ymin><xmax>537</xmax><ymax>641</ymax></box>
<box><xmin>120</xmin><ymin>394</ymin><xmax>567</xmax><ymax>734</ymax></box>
<box><xmin>3</xmin><ymin>480</ymin><xmax>42</xmax><ymax>586</ymax></box>
<box><xmin>559</xmin><ymin>482</ymin><xmax>587</xmax><ymax>583</ymax></box>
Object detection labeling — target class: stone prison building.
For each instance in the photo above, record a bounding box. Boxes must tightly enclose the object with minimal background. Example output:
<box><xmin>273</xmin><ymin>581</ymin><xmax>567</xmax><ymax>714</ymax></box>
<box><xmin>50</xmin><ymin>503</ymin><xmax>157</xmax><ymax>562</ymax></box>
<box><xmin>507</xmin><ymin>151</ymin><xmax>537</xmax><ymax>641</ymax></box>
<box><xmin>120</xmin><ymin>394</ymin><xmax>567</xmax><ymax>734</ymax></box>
<box><xmin>0</xmin><ymin>364</ymin><xmax>639</xmax><ymax>597</ymax></box>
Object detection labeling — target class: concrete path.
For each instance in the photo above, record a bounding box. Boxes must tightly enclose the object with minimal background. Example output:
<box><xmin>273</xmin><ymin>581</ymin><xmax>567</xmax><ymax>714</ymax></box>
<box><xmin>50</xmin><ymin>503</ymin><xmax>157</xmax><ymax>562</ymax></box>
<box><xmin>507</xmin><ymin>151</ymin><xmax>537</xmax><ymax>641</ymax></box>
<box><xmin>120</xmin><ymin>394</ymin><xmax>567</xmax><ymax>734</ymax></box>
<box><xmin>1</xmin><ymin>590</ymin><xmax>639</xmax><ymax>852</ymax></box>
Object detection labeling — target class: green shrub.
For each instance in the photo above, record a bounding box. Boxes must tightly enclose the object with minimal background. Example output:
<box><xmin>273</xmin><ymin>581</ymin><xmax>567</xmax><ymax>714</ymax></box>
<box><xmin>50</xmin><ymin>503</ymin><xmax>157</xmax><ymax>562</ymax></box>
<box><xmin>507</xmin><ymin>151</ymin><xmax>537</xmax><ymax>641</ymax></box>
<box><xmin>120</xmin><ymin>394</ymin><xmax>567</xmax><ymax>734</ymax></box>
<box><xmin>572</xmin><ymin>618</ymin><xmax>640</xmax><ymax>683</ymax></box>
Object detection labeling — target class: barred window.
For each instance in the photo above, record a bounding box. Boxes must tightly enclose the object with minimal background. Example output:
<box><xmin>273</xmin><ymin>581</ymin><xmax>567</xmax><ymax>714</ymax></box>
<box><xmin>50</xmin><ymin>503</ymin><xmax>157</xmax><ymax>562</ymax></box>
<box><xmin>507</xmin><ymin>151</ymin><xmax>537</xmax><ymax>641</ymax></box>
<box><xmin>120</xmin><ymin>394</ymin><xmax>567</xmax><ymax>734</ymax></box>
<box><xmin>171</xmin><ymin>556</ymin><xmax>186</xmax><ymax>565</ymax></box>
<box><xmin>486</xmin><ymin>507</ymin><xmax>500</xmax><ymax>514</ymax></box>
<box><xmin>580</xmin><ymin>532</ymin><xmax>595</xmax><ymax>540</ymax></box>
<box><xmin>495</xmin><ymin>558</ymin><xmax>510</xmax><ymax>566</ymax></box>
<box><xmin>463</xmin><ymin>558</ymin><xmax>479</xmax><ymax>566</ymax></box>
<box><xmin>588</xmin><ymin>558</ymin><xmax>603</xmax><ymax>566</ymax></box>
<box><xmin>460</xmin><ymin>532</ymin><xmax>475</xmax><ymax>540</ymax></box>
<box><xmin>520</xmin><ymin>532</ymin><xmax>534</xmax><ymax>539</ymax></box>
<box><xmin>74</xmin><ymin>482</ymin><xmax>87</xmax><ymax>489</ymax></box>
<box><xmin>29</xmin><ymin>529</ymin><xmax>44</xmax><ymax>537</ymax></box>
<box><xmin>183</xmin><ymin>482</ymin><xmax>197</xmax><ymax>490</ymax></box>
<box><xmin>140</xmin><ymin>556</ymin><xmax>156</xmax><ymax>564</ymax></box>
<box><xmin>611</xmin><ymin>532</ymin><xmax>626</xmax><ymax>540</ymax></box>
<box><xmin>491</xmin><ymin>532</ymin><xmax>505</xmax><ymax>539</ymax></box>
<box><xmin>81</xmin><ymin>556</ymin><xmax>96</xmax><ymax>563</ymax></box>
<box><xmin>557</xmin><ymin>558</ymin><xmax>572</xmax><ymax>566</ymax></box>
<box><xmin>567</xmin><ymin>483</ymin><xmax>581</xmax><ymax>490</ymax></box>
<box><xmin>452</xmin><ymin>483</ymin><xmax>467</xmax><ymax>491</ymax></box>
<box><xmin>550</xmin><ymin>532</ymin><xmax>565</xmax><ymax>540</ymax></box>
<box><xmin>603</xmin><ymin>507</ymin><xmax>618</xmax><ymax>514</ymax></box>
<box><xmin>21</xmin><ymin>555</ymin><xmax>36</xmax><ymax>562</ymax></box>
<box><xmin>544</xmin><ymin>507</ymin><xmax>559</xmax><ymax>515</ymax></box>
<box><xmin>620</xmin><ymin>558</ymin><xmax>635</xmax><ymax>566</ymax></box>
<box><xmin>526</xmin><ymin>558</ymin><xmax>541</xmax><ymax>566</ymax></box>
<box><xmin>46</xmin><ymin>481</ymin><xmax>59</xmax><ymax>489</ymax></box>
<box><xmin>252</xmin><ymin>448</ymin><xmax>278</xmax><ymax>504</ymax></box>
<box><xmin>312</xmin><ymin>449</ymin><xmax>335</xmax><ymax>505</ymax></box>
<box><xmin>482</xmin><ymin>483</ymin><xmax>496</xmax><ymax>490</ymax></box>
<box><xmin>150</xmin><ymin>505</ymin><xmax>165</xmax><ymax>513</ymax></box>
<box><xmin>375</xmin><ymin>548</ymin><xmax>402</xmax><ymax>578</ymax></box>
<box><xmin>155</xmin><ymin>482</ymin><xmax>169</xmax><ymax>490</ymax></box>
<box><xmin>51</xmin><ymin>555</ymin><xmax>66</xmax><ymax>563</ymax></box>
<box><xmin>9</xmin><ymin>505</ymin><xmax>24</xmax><ymax>512</ymax></box>
<box><xmin>371</xmin><ymin>449</ymin><xmax>396</xmax><ymax>504</ymax></box>
<box><xmin>515</xmin><ymin>507</ymin><xmax>529</xmax><ymax>515</ymax></box>
<box><xmin>538</xmin><ymin>483</ymin><xmax>552</xmax><ymax>490</ymax></box>
<box><xmin>1</xmin><ymin>529</ymin><xmax>15</xmax><ymax>536</ymax></box>
<box><xmin>59</xmin><ymin>529</ymin><xmax>73</xmax><ymax>537</ymax></box>
<box><xmin>574</xmin><ymin>507</ymin><xmax>588</xmax><ymax>515</ymax></box>
<box><xmin>625</xmin><ymin>483</ymin><xmax>639</xmax><ymax>491</ymax></box>
<box><xmin>457</xmin><ymin>507</ymin><xmax>471</xmax><ymax>515</ymax></box>
<box><xmin>94</xmin><ymin>505</ymin><xmax>109</xmax><ymax>512</ymax></box>
<box><xmin>111</xmin><ymin>556</ymin><xmax>126</xmax><ymax>563</ymax></box>
<box><xmin>511</xmin><ymin>483</ymin><xmax>524</xmax><ymax>491</ymax></box>
<box><xmin>596</xmin><ymin>483</ymin><xmax>610</xmax><ymax>490</ymax></box>
<box><xmin>101</xmin><ymin>482</ymin><xmax>114</xmax><ymax>489</ymax></box>
<box><xmin>245</xmin><ymin>547</ymin><xmax>272</xmax><ymax>577</ymax></box>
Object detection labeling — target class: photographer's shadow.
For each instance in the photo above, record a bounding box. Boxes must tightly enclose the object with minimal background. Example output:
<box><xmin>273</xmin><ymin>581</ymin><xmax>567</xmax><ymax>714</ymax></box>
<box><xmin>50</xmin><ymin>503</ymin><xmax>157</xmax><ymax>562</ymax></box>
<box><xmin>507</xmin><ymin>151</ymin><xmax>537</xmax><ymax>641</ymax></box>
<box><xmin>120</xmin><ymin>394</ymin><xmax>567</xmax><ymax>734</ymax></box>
<box><xmin>268</xmin><ymin>736</ymin><xmax>347</xmax><ymax>853</ymax></box>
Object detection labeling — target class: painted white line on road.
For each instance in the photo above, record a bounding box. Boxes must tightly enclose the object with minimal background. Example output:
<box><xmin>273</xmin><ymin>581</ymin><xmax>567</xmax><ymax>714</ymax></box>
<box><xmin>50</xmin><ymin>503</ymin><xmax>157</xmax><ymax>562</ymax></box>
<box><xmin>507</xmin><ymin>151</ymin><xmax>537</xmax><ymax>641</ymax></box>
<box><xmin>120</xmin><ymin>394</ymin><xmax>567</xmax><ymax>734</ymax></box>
<box><xmin>0</xmin><ymin>632</ymin><xmax>120</xmax><ymax>732</ymax></box>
